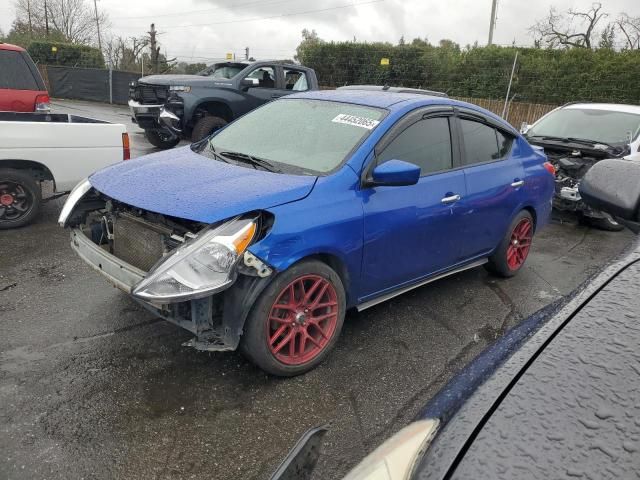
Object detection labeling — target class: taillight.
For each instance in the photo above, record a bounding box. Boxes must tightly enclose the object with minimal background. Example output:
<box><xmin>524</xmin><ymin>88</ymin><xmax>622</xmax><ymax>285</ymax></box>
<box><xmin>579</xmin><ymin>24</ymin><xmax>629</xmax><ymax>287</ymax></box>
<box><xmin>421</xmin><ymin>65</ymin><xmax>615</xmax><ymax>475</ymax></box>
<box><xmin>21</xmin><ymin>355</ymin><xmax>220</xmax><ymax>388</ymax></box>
<box><xmin>543</xmin><ymin>161</ymin><xmax>556</xmax><ymax>176</ymax></box>
<box><xmin>122</xmin><ymin>133</ymin><xmax>131</xmax><ymax>160</ymax></box>
<box><xmin>35</xmin><ymin>93</ymin><xmax>50</xmax><ymax>113</ymax></box>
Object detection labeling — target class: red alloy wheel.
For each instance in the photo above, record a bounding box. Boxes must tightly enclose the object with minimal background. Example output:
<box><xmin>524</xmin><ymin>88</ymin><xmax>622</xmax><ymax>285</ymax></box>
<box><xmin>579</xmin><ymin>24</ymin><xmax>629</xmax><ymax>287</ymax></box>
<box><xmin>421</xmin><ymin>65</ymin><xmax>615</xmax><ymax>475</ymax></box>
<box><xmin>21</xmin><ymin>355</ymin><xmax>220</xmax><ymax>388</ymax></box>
<box><xmin>266</xmin><ymin>274</ymin><xmax>339</xmax><ymax>365</ymax></box>
<box><xmin>506</xmin><ymin>218</ymin><xmax>533</xmax><ymax>270</ymax></box>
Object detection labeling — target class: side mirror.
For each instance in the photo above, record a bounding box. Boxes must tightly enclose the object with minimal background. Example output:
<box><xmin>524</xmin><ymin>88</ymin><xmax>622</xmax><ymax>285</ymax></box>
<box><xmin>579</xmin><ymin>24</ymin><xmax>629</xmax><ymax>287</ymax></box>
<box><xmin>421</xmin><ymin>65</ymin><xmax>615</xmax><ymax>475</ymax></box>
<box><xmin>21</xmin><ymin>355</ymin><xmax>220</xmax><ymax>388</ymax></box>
<box><xmin>520</xmin><ymin>122</ymin><xmax>531</xmax><ymax>135</ymax></box>
<box><xmin>269</xmin><ymin>425</ymin><xmax>327</xmax><ymax>480</ymax></box>
<box><xmin>369</xmin><ymin>159</ymin><xmax>420</xmax><ymax>187</ymax></box>
<box><xmin>240</xmin><ymin>78</ymin><xmax>255</xmax><ymax>91</ymax></box>
<box><xmin>579</xmin><ymin>159</ymin><xmax>640</xmax><ymax>233</ymax></box>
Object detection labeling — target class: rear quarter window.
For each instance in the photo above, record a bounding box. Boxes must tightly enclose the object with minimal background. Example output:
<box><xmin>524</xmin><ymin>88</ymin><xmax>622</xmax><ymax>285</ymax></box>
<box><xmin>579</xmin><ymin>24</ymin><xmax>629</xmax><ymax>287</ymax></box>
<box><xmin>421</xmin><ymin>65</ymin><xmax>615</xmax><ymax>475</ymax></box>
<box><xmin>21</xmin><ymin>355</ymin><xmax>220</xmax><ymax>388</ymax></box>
<box><xmin>0</xmin><ymin>50</ymin><xmax>39</xmax><ymax>90</ymax></box>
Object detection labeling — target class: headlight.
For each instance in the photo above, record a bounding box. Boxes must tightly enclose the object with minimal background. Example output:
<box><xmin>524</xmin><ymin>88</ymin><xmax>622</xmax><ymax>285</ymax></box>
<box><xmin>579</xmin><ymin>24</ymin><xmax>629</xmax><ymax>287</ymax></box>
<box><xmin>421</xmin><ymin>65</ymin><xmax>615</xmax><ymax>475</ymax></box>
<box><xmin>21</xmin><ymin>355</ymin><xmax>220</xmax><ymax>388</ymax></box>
<box><xmin>342</xmin><ymin>420</ymin><xmax>439</xmax><ymax>480</ymax></box>
<box><xmin>58</xmin><ymin>178</ymin><xmax>92</xmax><ymax>227</ymax></box>
<box><xmin>132</xmin><ymin>216</ymin><xmax>257</xmax><ymax>303</ymax></box>
<box><xmin>169</xmin><ymin>85</ymin><xmax>191</xmax><ymax>92</ymax></box>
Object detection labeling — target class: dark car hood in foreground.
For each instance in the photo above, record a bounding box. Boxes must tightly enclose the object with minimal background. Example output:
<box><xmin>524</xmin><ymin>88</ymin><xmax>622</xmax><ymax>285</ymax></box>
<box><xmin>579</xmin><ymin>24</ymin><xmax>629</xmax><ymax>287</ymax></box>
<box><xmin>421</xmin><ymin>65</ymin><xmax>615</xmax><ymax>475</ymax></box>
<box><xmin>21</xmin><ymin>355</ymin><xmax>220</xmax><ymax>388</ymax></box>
<box><xmin>89</xmin><ymin>146</ymin><xmax>317</xmax><ymax>224</ymax></box>
<box><xmin>416</xmin><ymin>241</ymin><xmax>640</xmax><ymax>479</ymax></box>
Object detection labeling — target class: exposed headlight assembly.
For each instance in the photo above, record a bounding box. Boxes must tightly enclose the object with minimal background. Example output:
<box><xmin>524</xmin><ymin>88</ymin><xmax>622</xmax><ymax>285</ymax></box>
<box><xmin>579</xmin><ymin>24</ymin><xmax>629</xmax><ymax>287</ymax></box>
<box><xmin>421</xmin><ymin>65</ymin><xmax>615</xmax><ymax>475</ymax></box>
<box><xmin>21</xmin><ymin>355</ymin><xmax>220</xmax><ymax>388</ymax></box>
<box><xmin>169</xmin><ymin>85</ymin><xmax>191</xmax><ymax>92</ymax></box>
<box><xmin>132</xmin><ymin>216</ymin><xmax>257</xmax><ymax>303</ymax></box>
<box><xmin>58</xmin><ymin>178</ymin><xmax>92</xmax><ymax>227</ymax></box>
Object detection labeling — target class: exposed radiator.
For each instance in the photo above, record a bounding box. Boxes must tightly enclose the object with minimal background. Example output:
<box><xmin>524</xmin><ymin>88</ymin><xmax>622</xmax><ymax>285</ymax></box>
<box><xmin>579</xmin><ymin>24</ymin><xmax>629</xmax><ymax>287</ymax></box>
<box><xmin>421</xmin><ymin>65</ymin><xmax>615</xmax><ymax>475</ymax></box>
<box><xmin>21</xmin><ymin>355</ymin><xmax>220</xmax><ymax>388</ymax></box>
<box><xmin>112</xmin><ymin>214</ymin><xmax>168</xmax><ymax>272</ymax></box>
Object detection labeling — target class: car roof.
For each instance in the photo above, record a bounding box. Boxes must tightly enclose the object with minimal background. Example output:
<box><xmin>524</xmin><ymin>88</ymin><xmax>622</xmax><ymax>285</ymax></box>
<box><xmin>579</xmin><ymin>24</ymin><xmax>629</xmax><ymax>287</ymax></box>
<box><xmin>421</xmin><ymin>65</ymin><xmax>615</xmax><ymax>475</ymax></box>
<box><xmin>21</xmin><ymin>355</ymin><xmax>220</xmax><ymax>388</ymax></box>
<box><xmin>286</xmin><ymin>88</ymin><xmax>456</xmax><ymax>110</ymax></box>
<box><xmin>0</xmin><ymin>42</ymin><xmax>26</xmax><ymax>52</ymax></box>
<box><xmin>563</xmin><ymin>102</ymin><xmax>640</xmax><ymax>115</ymax></box>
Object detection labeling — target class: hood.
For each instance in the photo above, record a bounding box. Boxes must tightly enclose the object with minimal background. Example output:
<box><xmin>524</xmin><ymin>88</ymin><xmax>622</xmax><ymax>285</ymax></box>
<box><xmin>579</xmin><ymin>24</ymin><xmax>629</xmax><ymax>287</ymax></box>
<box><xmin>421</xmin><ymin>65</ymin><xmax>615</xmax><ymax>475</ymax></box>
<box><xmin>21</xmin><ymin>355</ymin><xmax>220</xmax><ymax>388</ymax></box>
<box><xmin>138</xmin><ymin>74</ymin><xmax>217</xmax><ymax>87</ymax></box>
<box><xmin>89</xmin><ymin>146</ymin><xmax>317</xmax><ymax>224</ymax></box>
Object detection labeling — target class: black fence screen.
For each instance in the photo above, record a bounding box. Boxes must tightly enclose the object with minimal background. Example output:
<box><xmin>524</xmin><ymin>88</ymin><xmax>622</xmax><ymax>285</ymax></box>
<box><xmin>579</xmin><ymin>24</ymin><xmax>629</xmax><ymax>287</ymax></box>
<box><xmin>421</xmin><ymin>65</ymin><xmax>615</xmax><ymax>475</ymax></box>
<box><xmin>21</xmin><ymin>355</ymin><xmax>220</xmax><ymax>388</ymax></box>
<box><xmin>46</xmin><ymin>66</ymin><xmax>140</xmax><ymax>105</ymax></box>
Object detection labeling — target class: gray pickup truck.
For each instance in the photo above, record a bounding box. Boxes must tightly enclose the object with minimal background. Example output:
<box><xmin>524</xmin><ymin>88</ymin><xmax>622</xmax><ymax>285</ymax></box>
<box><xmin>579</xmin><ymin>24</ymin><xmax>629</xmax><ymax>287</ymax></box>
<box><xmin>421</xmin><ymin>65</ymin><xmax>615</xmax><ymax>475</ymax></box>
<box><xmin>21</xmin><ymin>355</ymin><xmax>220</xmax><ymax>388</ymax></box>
<box><xmin>128</xmin><ymin>60</ymin><xmax>319</xmax><ymax>149</ymax></box>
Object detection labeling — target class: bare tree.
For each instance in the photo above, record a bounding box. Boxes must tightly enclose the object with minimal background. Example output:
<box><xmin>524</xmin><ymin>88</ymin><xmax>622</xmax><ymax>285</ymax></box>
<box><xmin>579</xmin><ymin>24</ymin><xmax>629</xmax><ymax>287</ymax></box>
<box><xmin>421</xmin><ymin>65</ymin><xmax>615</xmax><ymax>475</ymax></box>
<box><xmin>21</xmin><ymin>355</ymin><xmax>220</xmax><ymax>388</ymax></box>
<box><xmin>104</xmin><ymin>35</ymin><xmax>149</xmax><ymax>70</ymax></box>
<box><xmin>13</xmin><ymin>0</ymin><xmax>109</xmax><ymax>45</ymax></box>
<box><xmin>529</xmin><ymin>2</ymin><xmax>608</xmax><ymax>49</ymax></box>
<box><xmin>616</xmin><ymin>13</ymin><xmax>640</xmax><ymax>50</ymax></box>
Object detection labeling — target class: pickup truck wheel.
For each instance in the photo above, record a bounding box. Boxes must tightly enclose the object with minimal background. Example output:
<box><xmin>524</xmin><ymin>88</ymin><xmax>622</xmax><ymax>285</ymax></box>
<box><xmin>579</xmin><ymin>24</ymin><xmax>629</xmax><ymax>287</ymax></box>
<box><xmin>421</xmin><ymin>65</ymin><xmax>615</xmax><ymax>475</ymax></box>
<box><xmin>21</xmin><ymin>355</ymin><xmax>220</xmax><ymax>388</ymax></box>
<box><xmin>0</xmin><ymin>168</ymin><xmax>41</xmax><ymax>229</ymax></box>
<box><xmin>240</xmin><ymin>260</ymin><xmax>346</xmax><ymax>377</ymax></box>
<box><xmin>144</xmin><ymin>129</ymin><xmax>180</xmax><ymax>150</ymax></box>
<box><xmin>191</xmin><ymin>115</ymin><xmax>227</xmax><ymax>143</ymax></box>
<box><xmin>485</xmin><ymin>210</ymin><xmax>534</xmax><ymax>278</ymax></box>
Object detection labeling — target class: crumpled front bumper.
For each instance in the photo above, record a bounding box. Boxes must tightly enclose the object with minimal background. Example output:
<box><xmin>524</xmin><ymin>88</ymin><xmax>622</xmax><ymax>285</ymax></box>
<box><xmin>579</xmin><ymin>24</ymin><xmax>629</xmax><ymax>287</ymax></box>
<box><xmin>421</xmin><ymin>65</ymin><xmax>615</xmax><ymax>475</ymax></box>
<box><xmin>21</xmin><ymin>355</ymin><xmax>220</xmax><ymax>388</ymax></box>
<box><xmin>71</xmin><ymin>227</ymin><xmax>145</xmax><ymax>294</ymax></box>
<box><xmin>69</xmin><ymin>228</ymin><xmax>264</xmax><ymax>352</ymax></box>
<box><xmin>128</xmin><ymin>100</ymin><xmax>182</xmax><ymax>133</ymax></box>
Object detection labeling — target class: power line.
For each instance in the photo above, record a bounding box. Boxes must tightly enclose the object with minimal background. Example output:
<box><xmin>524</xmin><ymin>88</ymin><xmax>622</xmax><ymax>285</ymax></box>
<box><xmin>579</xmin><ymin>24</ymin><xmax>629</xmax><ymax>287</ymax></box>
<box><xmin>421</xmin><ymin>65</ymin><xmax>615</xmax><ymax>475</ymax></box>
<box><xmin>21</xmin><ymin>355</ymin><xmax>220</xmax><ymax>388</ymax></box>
<box><xmin>115</xmin><ymin>0</ymin><xmax>384</xmax><ymax>30</ymax></box>
<box><xmin>111</xmin><ymin>0</ymin><xmax>299</xmax><ymax>21</ymax></box>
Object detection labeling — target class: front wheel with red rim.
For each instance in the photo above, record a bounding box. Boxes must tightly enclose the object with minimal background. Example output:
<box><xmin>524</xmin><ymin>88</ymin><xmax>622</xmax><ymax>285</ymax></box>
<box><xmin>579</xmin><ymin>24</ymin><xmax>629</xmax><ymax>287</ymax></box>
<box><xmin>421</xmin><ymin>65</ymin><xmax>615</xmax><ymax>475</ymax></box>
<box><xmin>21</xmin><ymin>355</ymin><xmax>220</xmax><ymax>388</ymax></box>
<box><xmin>486</xmin><ymin>210</ymin><xmax>534</xmax><ymax>278</ymax></box>
<box><xmin>240</xmin><ymin>260</ymin><xmax>346</xmax><ymax>376</ymax></box>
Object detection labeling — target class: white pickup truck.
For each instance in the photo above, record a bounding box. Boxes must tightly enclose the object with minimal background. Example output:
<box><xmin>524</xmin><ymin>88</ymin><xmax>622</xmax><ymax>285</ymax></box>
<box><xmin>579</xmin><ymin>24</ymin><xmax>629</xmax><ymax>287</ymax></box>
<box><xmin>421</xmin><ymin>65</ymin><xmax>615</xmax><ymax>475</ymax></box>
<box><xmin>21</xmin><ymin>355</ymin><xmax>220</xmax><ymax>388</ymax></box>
<box><xmin>0</xmin><ymin>112</ymin><xmax>129</xmax><ymax>229</ymax></box>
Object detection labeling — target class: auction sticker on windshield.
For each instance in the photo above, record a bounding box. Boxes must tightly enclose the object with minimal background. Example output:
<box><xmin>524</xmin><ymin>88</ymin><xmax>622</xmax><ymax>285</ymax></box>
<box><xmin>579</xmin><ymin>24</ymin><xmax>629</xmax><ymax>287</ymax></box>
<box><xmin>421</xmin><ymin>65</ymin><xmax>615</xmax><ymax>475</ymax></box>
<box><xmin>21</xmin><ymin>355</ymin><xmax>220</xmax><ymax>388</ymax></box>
<box><xmin>332</xmin><ymin>114</ymin><xmax>380</xmax><ymax>130</ymax></box>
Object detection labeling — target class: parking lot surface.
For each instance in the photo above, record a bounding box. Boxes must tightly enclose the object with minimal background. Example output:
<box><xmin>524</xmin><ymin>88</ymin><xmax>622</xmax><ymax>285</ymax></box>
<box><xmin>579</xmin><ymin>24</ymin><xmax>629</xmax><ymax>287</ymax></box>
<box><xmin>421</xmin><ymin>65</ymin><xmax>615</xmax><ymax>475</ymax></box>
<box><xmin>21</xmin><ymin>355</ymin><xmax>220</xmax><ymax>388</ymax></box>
<box><xmin>0</xmin><ymin>99</ymin><xmax>636</xmax><ymax>480</ymax></box>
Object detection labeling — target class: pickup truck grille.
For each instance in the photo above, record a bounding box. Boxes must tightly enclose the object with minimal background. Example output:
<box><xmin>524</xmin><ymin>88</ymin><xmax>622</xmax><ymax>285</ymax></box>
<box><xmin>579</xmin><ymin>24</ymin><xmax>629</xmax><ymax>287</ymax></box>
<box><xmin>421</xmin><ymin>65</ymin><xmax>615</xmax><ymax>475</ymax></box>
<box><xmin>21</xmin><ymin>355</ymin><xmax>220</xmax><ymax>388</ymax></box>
<box><xmin>131</xmin><ymin>84</ymin><xmax>169</xmax><ymax>105</ymax></box>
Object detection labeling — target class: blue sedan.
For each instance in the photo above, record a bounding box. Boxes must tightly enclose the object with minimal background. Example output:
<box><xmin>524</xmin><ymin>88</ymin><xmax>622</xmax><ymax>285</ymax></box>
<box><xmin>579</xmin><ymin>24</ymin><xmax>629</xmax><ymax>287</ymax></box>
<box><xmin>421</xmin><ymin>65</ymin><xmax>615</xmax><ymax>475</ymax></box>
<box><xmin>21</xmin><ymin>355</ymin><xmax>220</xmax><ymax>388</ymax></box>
<box><xmin>59</xmin><ymin>88</ymin><xmax>555</xmax><ymax>376</ymax></box>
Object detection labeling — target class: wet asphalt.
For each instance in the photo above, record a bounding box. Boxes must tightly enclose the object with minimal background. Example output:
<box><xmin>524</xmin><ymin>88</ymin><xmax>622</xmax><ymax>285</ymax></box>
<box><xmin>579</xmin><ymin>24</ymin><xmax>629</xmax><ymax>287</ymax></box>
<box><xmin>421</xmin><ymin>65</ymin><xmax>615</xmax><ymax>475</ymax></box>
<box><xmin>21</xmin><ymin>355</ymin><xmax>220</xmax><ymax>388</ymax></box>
<box><xmin>0</xmin><ymin>100</ymin><xmax>636</xmax><ymax>480</ymax></box>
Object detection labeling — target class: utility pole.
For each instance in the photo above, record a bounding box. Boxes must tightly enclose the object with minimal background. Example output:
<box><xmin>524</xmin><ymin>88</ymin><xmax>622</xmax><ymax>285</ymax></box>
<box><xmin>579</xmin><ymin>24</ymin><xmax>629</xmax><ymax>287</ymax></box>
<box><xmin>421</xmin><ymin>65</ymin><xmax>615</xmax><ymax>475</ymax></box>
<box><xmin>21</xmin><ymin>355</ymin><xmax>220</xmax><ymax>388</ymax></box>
<box><xmin>93</xmin><ymin>0</ymin><xmax>103</xmax><ymax>52</ymax></box>
<box><xmin>27</xmin><ymin>0</ymin><xmax>33</xmax><ymax>37</ymax></box>
<box><xmin>245</xmin><ymin>47</ymin><xmax>249</xmax><ymax>60</ymax></box>
<box><xmin>44</xmin><ymin>0</ymin><xmax>49</xmax><ymax>37</ymax></box>
<box><xmin>148</xmin><ymin>23</ymin><xmax>159</xmax><ymax>74</ymax></box>
<box><xmin>488</xmin><ymin>0</ymin><xmax>498</xmax><ymax>45</ymax></box>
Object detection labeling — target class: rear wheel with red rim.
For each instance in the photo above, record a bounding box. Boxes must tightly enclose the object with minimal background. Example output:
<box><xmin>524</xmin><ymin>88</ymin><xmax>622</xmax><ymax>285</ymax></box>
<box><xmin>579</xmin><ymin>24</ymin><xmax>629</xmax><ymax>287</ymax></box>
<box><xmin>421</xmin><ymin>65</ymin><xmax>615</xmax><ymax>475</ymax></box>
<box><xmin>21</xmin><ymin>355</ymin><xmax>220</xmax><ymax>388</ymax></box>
<box><xmin>486</xmin><ymin>210</ymin><xmax>534</xmax><ymax>278</ymax></box>
<box><xmin>240</xmin><ymin>260</ymin><xmax>345</xmax><ymax>376</ymax></box>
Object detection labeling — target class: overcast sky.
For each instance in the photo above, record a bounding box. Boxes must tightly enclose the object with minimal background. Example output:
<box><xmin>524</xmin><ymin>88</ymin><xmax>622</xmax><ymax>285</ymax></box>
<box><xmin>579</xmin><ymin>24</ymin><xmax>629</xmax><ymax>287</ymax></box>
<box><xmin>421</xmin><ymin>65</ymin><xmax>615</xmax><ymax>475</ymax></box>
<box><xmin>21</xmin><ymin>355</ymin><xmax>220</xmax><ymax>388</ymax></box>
<box><xmin>1</xmin><ymin>0</ymin><xmax>637</xmax><ymax>61</ymax></box>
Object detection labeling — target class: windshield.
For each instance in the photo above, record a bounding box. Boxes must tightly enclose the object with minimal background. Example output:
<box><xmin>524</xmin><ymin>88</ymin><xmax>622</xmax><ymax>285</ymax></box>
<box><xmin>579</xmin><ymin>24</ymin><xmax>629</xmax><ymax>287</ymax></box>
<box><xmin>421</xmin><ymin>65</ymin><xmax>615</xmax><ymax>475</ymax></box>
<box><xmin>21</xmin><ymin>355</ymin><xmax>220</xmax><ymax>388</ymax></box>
<box><xmin>527</xmin><ymin>108</ymin><xmax>640</xmax><ymax>145</ymax></box>
<box><xmin>204</xmin><ymin>99</ymin><xmax>385</xmax><ymax>174</ymax></box>
<box><xmin>201</xmin><ymin>64</ymin><xmax>245</xmax><ymax>79</ymax></box>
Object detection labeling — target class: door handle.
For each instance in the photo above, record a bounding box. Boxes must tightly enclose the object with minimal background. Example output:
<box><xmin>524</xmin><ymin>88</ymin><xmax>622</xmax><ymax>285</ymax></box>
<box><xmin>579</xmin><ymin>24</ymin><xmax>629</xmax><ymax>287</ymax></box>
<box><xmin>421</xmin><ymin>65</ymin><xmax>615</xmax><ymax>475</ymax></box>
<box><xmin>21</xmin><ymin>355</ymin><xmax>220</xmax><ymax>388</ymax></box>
<box><xmin>511</xmin><ymin>179</ymin><xmax>525</xmax><ymax>188</ymax></box>
<box><xmin>271</xmin><ymin>94</ymin><xmax>283</xmax><ymax>98</ymax></box>
<box><xmin>441</xmin><ymin>194</ymin><xmax>461</xmax><ymax>204</ymax></box>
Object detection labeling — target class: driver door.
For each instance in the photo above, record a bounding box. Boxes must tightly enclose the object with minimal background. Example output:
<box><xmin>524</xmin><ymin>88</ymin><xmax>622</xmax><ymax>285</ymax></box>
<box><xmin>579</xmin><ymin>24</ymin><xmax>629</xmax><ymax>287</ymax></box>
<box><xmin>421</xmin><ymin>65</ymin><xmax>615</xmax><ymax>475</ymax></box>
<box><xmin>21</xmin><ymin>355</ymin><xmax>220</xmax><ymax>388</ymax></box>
<box><xmin>240</xmin><ymin>66</ymin><xmax>282</xmax><ymax>111</ymax></box>
<box><xmin>360</xmin><ymin>110</ymin><xmax>468</xmax><ymax>301</ymax></box>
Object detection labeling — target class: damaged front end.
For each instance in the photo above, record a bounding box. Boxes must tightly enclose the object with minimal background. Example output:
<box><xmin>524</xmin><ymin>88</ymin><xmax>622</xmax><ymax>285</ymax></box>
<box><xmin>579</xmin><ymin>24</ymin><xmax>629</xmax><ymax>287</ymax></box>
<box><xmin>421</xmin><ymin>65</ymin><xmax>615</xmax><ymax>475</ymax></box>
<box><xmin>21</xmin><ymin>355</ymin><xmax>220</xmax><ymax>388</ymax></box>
<box><xmin>59</xmin><ymin>181</ymin><xmax>274</xmax><ymax>351</ymax></box>
<box><xmin>546</xmin><ymin>148</ymin><xmax>625</xmax><ymax>220</ymax></box>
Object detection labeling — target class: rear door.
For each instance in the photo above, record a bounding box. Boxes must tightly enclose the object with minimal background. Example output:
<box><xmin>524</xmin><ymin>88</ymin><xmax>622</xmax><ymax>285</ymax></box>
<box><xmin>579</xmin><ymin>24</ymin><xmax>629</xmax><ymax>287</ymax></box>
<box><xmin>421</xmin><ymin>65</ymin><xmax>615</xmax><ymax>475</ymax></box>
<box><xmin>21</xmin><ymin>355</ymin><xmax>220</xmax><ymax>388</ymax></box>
<box><xmin>455</xmin><ymin>111</ymin><xmax>524</xmax><ymax>259</ymax></box>
<box><xmin>0</xmin><ymin>49</ymin><xmax>44</xmax><ymax>112</ymax></box>
<box><xmin>360</xmin><ymin>108</ymin><xmax>469</xmax><ymax>299</ymax></box>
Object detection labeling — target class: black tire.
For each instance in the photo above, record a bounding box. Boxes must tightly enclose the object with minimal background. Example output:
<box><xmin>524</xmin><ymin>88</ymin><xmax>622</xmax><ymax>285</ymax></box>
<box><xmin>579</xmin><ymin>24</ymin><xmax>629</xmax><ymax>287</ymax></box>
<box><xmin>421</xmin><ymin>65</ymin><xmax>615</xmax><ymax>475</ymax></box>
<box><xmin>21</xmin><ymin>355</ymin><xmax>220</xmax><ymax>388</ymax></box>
<box><xmin>240</xmin><ymin>260</ymin><xmax>346</xmax><ymax>377</ymax></box>
<box><xmin>144</xmin><ymin>129</ymin><xmax>180</xmax><ymax>150</ymax></box>
<box><xmin>191</xmin><ymin>115</ymin><xmax>228</xmax><ymax>143</ymax></box>
<box><xmin>485</xmin><ymin>210</ymin><xmax>534</xmax><ymax>278</ymax></box>
<box><xmin>0</xmin><ymin>168</ymin><xmax>41</xmax><ymax>229</ymax></box>
<box><xmin>587</xmin><ymin>214</ymin><xmax>625</xmax><ymax>232</ymax></box>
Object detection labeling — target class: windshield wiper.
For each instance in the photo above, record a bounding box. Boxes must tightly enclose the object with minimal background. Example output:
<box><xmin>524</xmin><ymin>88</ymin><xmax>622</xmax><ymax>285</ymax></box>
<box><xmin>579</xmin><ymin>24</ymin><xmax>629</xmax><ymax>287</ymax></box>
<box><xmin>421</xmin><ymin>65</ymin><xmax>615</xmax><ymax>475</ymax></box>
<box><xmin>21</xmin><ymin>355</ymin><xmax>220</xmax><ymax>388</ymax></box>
<box><xmin>219</xmin><ymin>151</ymin><xmax>282</xmax><ymax>173</ymax></box>
<box><xmin>200</xmin><ymin>143</ymin><xmax>233</xmax><ymax>164</ymax></box>
<box><xmin>528</xmin><ymin>135</ymin><xmax>616</xmax><ymax>150</ymax></box>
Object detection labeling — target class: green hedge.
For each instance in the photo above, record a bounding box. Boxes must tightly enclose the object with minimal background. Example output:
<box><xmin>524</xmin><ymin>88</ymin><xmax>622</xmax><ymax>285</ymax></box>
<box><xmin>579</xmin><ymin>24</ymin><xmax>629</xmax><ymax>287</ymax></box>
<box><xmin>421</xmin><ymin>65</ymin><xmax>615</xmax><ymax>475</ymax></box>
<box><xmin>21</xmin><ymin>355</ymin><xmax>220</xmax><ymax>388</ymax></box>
<box><xmin>28</xmin><ymin>41</ymin><xmax>105</xmax><ymax>68</ymax></box>
<box><xmin>297</xmin><ymin>42</ymin><xmax>640</xmax><ymax>104</ymax></box>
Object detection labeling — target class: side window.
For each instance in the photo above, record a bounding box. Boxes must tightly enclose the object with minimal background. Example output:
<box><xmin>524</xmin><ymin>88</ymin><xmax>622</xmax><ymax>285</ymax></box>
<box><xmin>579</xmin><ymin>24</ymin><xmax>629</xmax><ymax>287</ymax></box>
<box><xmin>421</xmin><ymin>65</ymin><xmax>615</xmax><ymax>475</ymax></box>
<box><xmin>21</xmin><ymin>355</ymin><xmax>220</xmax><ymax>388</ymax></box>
<box><xmin>245</xmin><ymin>67</ymin><xmax>276</xmax><ymax>88</ymax></box>
<box><xmin>378</xmin><ymin>117</ymin><xmax>453</xmax><ymax>176</ymax></box>
<box><xmin>459</xmin><ymin>119</ymin><xmax>503</xmax><ymax>165</ymax></box>
<box><xmin>0</xmin><ymin>50</ymin><xmax>39</xmax><ymax>90</ymax></box>
<box><xmin>496</xmin><ymin>130</ymin><xmax>515</xmax><ymax>158</ymax></box>
<box><xmin>284</xmin><ymin>68</ymin><xmax>309</xmax><ymax>91</ymax></box>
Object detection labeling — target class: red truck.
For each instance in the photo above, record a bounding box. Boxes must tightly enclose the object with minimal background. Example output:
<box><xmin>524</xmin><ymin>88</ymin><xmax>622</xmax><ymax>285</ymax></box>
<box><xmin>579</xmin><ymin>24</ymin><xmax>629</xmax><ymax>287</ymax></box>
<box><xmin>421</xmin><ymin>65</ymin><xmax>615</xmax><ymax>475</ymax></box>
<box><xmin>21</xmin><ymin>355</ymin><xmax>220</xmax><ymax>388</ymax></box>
<box><xmin>0</xmin><ymin>42</ymin><xmax>50</xmax><ymax>112</ymax></box>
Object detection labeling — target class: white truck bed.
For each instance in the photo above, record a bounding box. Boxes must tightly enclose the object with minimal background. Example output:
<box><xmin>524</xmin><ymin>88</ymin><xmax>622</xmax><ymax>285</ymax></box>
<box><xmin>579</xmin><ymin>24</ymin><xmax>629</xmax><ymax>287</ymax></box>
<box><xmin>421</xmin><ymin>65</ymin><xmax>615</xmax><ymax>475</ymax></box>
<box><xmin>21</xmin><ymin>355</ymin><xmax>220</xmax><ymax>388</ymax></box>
<box><xmin>0</xmin><ymin>112</ymin><xmax>128</xmax><ymax>191</ymax></box>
